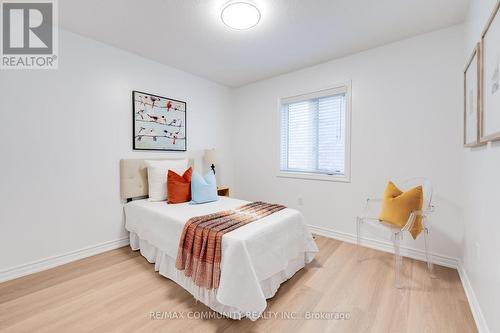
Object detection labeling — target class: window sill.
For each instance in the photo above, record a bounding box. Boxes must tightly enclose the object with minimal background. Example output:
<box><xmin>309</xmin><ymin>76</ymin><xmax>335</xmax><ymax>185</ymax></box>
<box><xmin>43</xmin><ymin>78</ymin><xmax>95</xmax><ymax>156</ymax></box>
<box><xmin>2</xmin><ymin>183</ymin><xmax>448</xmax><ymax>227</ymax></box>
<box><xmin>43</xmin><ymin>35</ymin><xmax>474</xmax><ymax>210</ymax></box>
<box><xmin>276</xmin><ymin>171</ymin><xmax>350</xmax><ymax>183</ymax></box>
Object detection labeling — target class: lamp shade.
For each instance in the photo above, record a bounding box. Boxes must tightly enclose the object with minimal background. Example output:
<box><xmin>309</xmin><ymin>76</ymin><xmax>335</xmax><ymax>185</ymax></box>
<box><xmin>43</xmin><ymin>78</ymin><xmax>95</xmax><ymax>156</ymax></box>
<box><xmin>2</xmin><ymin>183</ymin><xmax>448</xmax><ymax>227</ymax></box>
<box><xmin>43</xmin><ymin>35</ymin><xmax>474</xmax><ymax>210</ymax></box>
<box><xmin>203</xmin><ymin>149</ymin><xmax>217</xmax><ymax>165</ymax></box>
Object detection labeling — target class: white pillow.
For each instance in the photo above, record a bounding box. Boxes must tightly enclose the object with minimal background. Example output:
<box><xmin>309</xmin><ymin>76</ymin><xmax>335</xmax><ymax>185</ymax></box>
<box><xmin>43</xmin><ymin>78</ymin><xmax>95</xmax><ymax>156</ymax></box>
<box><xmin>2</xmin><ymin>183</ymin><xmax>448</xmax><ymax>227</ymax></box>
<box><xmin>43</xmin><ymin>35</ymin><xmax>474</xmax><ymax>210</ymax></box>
<box><xmin>145</xmin><ymin>159</ymin><xmax>188</xmax><ymax>201</ymax></box>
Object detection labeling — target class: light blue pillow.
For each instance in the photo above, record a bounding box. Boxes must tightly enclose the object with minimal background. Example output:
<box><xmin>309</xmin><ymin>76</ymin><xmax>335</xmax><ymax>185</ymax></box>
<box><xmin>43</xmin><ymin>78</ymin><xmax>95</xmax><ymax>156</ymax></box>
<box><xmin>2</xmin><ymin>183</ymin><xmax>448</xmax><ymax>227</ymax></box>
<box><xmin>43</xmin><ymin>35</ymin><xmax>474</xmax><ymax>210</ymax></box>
<box><xmin>191</xmin><ymin>171</ymin><xmax>218</xmax><ymax>204</ymax></box>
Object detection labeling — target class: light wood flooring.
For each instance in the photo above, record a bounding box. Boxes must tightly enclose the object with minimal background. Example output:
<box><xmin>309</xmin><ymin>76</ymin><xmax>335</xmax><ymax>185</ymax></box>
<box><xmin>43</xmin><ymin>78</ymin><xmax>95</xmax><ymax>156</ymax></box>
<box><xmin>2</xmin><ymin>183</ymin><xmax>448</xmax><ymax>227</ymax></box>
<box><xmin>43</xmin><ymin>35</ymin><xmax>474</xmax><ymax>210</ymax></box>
<box><xmin>0</xmin><ymin>236</ymin><xmax>477</xmax><ymax>333</ymax></box>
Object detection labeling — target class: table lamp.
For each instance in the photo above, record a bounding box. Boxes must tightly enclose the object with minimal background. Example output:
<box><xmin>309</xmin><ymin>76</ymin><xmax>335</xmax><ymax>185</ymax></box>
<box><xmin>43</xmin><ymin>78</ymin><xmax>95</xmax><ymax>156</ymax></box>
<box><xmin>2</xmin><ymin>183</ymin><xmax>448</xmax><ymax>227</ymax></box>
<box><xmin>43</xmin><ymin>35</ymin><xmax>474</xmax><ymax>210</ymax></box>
<box><xmin>203</xmin><ymin>149</ymin><xmax>217</xmax><ymax>175</ymax></box>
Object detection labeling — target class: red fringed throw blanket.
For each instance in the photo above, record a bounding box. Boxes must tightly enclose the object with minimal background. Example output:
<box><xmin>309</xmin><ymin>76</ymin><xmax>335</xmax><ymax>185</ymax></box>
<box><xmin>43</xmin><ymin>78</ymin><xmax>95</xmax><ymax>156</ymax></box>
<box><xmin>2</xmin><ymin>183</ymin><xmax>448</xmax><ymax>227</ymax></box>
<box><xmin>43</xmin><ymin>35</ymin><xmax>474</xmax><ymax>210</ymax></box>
<box><xmin>175</xmin><ymin>201</ymin><xmax>286</xmax><ymax>290</ymax></box>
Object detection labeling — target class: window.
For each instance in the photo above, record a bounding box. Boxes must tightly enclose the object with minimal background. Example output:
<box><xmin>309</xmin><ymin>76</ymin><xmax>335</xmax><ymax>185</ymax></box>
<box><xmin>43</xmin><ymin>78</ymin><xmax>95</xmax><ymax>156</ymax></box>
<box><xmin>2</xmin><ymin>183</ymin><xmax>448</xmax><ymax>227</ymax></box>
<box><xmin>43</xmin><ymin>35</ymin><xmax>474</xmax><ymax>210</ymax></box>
<box><xmin>279</xmin><ymin>85</ymin><xmax>350</xmax><ymax>181</ymax></box>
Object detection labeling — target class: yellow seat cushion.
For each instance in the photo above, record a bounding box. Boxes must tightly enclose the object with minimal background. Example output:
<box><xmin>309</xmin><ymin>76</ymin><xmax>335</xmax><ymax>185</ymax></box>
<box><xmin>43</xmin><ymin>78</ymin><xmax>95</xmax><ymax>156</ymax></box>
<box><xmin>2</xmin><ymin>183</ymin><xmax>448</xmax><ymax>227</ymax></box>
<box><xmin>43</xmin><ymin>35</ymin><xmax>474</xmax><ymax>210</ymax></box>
<box><xmin>379</xmin><ymin>181</ymin><xmax>423</xmax><ymax>239</ymax></box>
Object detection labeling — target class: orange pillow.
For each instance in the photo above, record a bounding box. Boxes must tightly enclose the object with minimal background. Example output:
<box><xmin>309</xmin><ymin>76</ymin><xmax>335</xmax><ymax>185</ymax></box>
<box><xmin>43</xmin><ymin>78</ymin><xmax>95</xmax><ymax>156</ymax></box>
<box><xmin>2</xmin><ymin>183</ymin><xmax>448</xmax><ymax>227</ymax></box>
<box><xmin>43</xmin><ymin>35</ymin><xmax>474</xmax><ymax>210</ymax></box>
<box><xmin>379</xmin><ymin>181</ymin><xmax>423</xmax><ymax>239</ymax></box>
<box><xmin>167</xmin><ymin>167</ymin><xmax>192</xmax><ymax>204</ymax></box>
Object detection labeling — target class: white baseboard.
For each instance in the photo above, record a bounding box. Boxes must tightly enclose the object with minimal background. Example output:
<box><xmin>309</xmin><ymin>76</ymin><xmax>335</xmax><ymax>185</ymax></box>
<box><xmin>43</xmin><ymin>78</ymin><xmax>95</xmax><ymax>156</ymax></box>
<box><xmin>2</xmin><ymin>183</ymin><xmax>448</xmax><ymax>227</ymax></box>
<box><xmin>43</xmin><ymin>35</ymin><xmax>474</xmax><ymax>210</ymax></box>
<box><xmin>458</xmin><ymin>262</ymin><xmax>490</xmax><ymax>333</ymax></box>
<box><xmin>308</xmin><ymin>224</ymin><xmax>459</xmax><ymax>269</ymax></box>
<box><xmin>0</xmin><ymin>237</ymin><xmax>130</xmax><ymax>283</ymax></box>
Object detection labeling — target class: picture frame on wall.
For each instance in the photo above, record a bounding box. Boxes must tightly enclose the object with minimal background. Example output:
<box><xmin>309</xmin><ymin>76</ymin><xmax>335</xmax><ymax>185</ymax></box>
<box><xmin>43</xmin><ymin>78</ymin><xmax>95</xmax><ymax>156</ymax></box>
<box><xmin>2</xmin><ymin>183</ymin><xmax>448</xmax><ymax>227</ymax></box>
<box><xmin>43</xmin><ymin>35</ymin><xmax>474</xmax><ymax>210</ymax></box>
<box><xmin>464</xmin><ymin>44</ymin><xmax>483</xmax><ymax>147</ymax></box>
<box><xmin>132</xmin><ymin>91</ymin><xmax>187</xmax><ymax>151</ymax></box>
<box><xmin>480</xmin><ymin>1</ymin><xmax>500</xmax><ymax>142</ymax></box>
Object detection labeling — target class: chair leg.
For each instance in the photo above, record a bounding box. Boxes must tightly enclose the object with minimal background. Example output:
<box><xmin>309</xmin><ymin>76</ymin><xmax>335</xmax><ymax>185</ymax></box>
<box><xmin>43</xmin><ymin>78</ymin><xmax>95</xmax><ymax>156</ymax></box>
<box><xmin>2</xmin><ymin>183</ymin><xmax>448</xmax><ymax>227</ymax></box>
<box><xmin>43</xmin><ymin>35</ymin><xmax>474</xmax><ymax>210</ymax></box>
<box><xmin>423</xmin><ymin>226</ymin><xmax>435</xmax><ymax>278</ymax></box>
<box><xmin>356</xmin><ymin>217</ymin><xmax>362</xmax><ymax>261</ymax></box>
<box><xmin>393</xmin><ymin>231</ymin><xmax>403</xmax><ymax>288</ymax></box>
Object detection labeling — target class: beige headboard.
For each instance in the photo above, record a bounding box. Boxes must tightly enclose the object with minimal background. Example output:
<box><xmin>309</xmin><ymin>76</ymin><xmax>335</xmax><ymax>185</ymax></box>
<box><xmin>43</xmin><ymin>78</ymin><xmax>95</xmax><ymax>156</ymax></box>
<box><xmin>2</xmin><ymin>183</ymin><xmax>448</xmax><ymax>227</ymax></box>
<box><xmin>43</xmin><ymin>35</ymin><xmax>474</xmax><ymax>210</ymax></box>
<box><xmin>120</xmin><ymin>158</ymin><xmax>194</xmax><ymax>201</ymax></box>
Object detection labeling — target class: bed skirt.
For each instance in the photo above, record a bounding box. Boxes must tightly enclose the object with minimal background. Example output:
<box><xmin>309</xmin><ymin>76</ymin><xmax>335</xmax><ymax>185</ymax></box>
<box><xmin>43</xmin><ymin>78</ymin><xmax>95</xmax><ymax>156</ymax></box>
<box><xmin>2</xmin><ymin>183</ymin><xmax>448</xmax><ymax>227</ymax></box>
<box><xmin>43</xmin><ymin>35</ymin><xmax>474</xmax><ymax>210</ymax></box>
<box><xmin>129</xmin><ymin>232</ymin><xmax>310</xmax><ymax>320</ymax></box>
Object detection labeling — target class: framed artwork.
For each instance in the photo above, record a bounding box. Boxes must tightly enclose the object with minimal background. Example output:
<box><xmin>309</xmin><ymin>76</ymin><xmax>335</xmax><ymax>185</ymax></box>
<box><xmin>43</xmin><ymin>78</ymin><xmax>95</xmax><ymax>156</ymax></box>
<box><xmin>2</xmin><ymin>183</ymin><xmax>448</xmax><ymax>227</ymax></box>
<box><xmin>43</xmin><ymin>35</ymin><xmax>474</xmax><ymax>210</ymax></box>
<box><xmin>480</xmin><ymin>1</ymin><xmax>500</xmax><ymax>142</ymax></box>
<box><xmin>132</xmin><ymin>90</ymin><xmax>187</xmax><ymax>151</ymax></box>
<box><xmin>464</xmin><ymin>44</ymin><xmax>483</xmax><ymax>147</ymax></box>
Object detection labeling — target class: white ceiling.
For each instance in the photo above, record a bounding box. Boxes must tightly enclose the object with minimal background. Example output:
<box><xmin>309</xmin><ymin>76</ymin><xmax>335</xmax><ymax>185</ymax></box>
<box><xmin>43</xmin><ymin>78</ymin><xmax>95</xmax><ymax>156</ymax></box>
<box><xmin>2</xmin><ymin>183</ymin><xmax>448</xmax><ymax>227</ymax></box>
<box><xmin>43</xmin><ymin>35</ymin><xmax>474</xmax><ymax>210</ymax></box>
<box><xmin>60</xmin><ymin>0</ymin><xmax>469</xmax><ymax>87</ymax></box>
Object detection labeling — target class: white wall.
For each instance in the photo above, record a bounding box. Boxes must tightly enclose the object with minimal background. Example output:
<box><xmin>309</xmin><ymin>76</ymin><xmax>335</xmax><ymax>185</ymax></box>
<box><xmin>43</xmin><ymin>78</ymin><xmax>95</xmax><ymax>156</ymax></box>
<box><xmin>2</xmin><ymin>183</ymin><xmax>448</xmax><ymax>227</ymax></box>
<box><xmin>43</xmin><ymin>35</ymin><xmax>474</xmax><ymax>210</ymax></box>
<box><xmin>232</xmin><ymin>26</ymin><xmax>464</xmax><ymax>260</ymax></box>
<box><xmin>462</xmin><ymin>1</ymin><xmax>500</xmax><ymax>332</ymax></box>
<box><xmin>0</xmin><ymin>30</ymin><xmax>234</xmax><ymax>272</ymax></box>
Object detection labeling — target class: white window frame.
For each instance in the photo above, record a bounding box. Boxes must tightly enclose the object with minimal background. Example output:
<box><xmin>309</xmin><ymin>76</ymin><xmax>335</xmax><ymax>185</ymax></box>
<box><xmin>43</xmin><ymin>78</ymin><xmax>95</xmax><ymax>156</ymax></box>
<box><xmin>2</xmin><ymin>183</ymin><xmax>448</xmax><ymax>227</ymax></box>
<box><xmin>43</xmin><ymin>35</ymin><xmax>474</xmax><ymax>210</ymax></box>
<box><xmin>276</xmin><ymin>82</ymin><xmax>352</xmax><ymax>182</ymax></box>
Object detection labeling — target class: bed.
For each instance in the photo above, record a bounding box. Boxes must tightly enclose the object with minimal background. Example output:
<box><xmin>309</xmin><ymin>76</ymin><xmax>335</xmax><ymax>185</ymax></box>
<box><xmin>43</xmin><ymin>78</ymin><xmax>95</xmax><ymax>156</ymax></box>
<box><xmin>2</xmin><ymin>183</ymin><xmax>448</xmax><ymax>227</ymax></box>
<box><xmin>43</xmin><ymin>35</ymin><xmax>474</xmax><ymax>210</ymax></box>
<box><xmin>120</xmin><ymin>159</ymin><xmax>318</xmax><ymax>320</ymax></box>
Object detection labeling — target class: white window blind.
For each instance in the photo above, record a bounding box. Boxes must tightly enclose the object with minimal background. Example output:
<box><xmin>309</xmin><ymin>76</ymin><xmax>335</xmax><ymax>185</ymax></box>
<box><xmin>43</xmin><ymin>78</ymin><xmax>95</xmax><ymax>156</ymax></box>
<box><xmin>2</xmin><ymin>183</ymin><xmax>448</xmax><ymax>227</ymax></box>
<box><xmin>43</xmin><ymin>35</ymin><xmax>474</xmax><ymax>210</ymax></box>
<box><xmin>280</xmin><ymin>89</ymin><xmax>347</xmax><ymax>177</ymax></box>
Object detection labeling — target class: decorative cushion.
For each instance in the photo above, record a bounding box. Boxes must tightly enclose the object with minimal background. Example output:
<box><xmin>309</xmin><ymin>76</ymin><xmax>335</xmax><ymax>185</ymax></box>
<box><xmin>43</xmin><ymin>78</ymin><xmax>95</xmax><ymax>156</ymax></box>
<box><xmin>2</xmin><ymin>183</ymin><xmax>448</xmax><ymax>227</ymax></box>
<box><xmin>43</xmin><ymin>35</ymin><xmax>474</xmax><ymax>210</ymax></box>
<box><xmin>167</xmin><ymin>167</ymin><xmax>193</xmax><ymax>204</ymax></box>
<box><xmin>145</xmin><ymin>159</ymin><xmax>188</xmax><ymax>201</ymax></box>
<box><xmin>378</xmin><ymin>181</ymin><xmax>423</xmax><ymax>239</ymax></box>
<box><xmin>191</xmin><ymin>171</ymin><xmax>218</xmax><ymax>204</ymax></box>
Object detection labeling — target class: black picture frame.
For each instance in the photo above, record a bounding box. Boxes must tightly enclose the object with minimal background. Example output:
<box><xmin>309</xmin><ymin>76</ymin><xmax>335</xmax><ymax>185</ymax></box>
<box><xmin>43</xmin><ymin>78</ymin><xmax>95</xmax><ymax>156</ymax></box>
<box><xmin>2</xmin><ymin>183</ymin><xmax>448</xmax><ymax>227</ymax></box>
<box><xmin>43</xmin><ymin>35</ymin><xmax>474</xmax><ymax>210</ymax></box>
<box><xmin>132</xmin><ymin>90</ymin><xmax>187</xmax><ymax>152</ymax></box>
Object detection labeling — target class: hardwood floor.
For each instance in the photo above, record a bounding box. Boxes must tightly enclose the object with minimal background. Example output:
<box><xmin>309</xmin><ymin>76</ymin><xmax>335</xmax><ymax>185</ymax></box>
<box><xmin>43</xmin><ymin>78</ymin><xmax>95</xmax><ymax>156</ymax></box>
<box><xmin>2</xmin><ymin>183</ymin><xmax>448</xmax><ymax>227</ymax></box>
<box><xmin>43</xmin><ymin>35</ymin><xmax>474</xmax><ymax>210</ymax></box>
<box><xmin>0</xmin><ymin>236</ymin><xmax>477</xmax><ymax>333</ymax></box>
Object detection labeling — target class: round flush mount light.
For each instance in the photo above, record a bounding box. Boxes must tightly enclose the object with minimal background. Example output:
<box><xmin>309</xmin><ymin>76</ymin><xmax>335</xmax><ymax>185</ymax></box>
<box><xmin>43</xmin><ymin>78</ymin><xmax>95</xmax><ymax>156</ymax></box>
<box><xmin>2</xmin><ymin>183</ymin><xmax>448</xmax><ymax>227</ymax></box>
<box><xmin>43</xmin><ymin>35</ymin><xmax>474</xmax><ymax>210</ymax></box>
<box><xmin>221</xmin><ymin>1</ymin><xmax>261</xmax><ymax>30</ymax></box>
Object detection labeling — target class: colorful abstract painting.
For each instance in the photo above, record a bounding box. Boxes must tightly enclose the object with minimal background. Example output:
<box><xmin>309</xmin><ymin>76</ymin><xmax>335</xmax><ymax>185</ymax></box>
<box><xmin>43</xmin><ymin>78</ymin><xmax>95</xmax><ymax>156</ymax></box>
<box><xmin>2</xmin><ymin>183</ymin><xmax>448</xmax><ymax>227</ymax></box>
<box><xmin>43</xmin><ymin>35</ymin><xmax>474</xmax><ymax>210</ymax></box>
<box><xmin>133</xmin><ymin>91</ymin><xmax>187</xmax><ymax>151</ymax></box>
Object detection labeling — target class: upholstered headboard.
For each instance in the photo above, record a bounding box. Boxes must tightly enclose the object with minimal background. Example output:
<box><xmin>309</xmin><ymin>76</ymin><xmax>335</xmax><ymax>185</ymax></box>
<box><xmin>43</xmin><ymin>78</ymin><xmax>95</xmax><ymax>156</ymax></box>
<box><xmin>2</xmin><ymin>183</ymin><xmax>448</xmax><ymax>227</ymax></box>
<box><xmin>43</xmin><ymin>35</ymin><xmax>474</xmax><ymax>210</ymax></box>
<box><xmin>120</xmin><ymin>158</ymin><xmax>194</xmax><ymax>201</ymax></box>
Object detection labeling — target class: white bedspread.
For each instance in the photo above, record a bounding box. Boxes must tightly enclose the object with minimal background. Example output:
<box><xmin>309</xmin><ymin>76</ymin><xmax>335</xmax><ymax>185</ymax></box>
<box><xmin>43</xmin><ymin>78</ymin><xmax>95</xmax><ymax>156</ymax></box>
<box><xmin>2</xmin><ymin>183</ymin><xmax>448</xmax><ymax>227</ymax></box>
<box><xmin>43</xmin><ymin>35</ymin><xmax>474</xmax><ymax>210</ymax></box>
<box><xmin>124</xmin><ymin>197</ymin><xmax>318</xmax><ymax>319</ymax></box>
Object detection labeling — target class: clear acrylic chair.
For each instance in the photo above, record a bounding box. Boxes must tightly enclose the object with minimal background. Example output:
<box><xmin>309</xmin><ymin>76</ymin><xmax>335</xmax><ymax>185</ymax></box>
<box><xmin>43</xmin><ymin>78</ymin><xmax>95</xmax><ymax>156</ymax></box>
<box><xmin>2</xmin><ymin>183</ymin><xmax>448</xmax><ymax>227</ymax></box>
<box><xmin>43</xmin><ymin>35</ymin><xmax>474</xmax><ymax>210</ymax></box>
<box><xmin>356</xmin><ymin>178</ymin><xmax>435</xmax><ymax>288</ymax></box>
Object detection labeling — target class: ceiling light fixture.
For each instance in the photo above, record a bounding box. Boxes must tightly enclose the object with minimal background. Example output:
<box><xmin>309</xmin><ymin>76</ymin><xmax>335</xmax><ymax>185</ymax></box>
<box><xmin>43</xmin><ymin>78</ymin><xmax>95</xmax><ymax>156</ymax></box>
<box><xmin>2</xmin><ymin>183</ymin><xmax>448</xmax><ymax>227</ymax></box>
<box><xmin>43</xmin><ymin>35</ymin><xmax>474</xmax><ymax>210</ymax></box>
<box><xmin>221</xmin><ymin>1</ymin><xmax>261</xmax><ymax>30</ymax></box>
